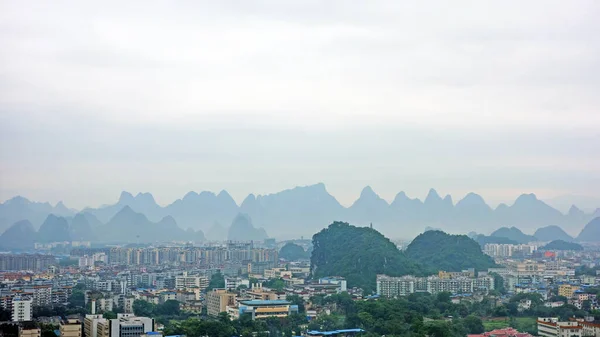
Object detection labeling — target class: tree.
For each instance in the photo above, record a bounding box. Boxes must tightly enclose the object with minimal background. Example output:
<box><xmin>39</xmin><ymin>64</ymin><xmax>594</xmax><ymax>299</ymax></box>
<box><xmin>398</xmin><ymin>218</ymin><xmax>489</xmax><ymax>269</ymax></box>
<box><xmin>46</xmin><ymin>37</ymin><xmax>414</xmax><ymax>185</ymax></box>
<box><xmin>286</xmin><ymin>294</ymin><xmax>305</xmax><ymax>313</ymax></box>
<box><xmin>103</xmin><ymin>312</ymin><xmax>117</xmax><ymax>319</ymax></box>
<box><xmin>132</xmin><ymin>300</ymin><xmax>156</xmax><ymax>317</ymax></box>
<box><xmin>207</xmin><ymin>271</ymin><xmax>225</xmax><ymax>291</ymax></box>
<box><xmin>264</xmin><ymin>278</ymin><xmax>285</xmax><ymax>291</ymax></box>
<box><xmin>156</xmin><ymin>300</ymin><xmax>180</xmax><ymax>316</ymax></box>
<box><xmin>463</xmin><ymin>315</ymin><xmax>484</xmax><ymax>334</ymax></box>
<box><xmin>69</xmin><ymin>289</ymin><xmax>85</xmax><ymax>308</ymax></box>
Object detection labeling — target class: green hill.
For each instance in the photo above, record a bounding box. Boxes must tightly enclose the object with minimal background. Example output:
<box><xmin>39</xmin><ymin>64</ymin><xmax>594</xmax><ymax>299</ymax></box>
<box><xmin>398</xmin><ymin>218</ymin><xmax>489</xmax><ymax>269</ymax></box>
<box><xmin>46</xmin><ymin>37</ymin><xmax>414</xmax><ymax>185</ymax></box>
<box><xmin>310</xmin><ymin>221</ymin><xmax>420</xmax><ymax>293</ymax></box>
<box><xmin>405</xmin><ymin>230</ymin><xmax>498</xmax><ymax>273</ymax></box>
<box><xmin>279</xmin><ymin>242</ymin><xmax>309</xmax><ymax>260</ymax></box>
<box><xmin>541</xmin><ymin>240</ymin><xmax>583</xmax><ymax>251</ymax></box>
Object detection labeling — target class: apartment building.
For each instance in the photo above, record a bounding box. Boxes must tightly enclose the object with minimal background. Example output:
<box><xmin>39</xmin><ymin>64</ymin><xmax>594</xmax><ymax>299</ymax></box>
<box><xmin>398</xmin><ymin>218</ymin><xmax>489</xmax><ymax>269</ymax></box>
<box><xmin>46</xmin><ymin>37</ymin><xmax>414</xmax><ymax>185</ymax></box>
<box><xmin>60</xmin><ymin>318</ymin><xmax>82</xmax><ymax>337</ymax></box>
<box><xmin>537</xmin><ymin>317</ymin><xmax>582</xmax><ymax>337</ymax></box>
<box><xmin>174</xmin><ymin>276</ymin><xmax>208</xmax><ymax>291</ymax></box>
<box><xmin>11</xmin><ymin>297</ymin><xmax>32</xmax><ymax>322</ymax></box>
<box><xmin>376</xmin><ymin>274</ymin><xmax>494</xmax><ymax>297</ymax></box>
<box><xmin>206</xmin><ymin>289</ymin><xmax>236</xmax><ymax>317</ymax></box>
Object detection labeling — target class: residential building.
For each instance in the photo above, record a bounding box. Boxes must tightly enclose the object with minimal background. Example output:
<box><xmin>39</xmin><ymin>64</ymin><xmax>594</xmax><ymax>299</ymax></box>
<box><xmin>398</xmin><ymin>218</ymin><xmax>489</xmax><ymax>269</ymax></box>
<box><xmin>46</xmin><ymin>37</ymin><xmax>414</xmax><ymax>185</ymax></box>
<box><xmin>558</xmin><ymin>285</ymin><xmax>580</xmax><ymax>298</ymax></box>
<box><xmin>11</xmin><ymin>297</ymin><xmax>32</xmax><ymax>322</ymax></box>
<box><xmin>174</xmin><ymin>276</ymin><xmax>209</xmax><ymax>291</ymax></box>
<box><xmin>60</xmin><ymin>318</ymin><xmax>82</xmax><ymax>337</ymax></box>
<box><xmin>376</xmin><ymin>274</ymin><xmax>494</xmax><ymax>297</ymax></box>
<box><xmin>537</xmin><ymin>317</ymin><xmax>582</xmax><ymax>337</ymax></box>
<box><xmin>206</xmin><ymin>289</ymin><xmax>235</xmax><ymax>317</ymax></box>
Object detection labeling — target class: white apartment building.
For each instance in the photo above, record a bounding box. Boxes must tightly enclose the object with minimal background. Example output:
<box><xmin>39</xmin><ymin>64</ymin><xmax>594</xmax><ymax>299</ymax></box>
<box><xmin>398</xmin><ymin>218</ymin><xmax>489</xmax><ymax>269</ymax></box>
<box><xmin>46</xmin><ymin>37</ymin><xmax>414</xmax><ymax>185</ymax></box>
<box><xmin>537</xmin><ymin>317</ymin><xmax>583</xmax><ymax>337</ymax></box>
<box><xmin>174</xmin><ymin>276</ymin><xmax>209</xmax><ymax>290</ymax></box>
<box><xmin>376</xmin><ymin>274</ymin><xmax>494</xmax><ymax>297</ymax></box>
<box><xmin>11</xmin><ymin>296</ymin><xmax>32</xmax><ymax>322</ymax></box>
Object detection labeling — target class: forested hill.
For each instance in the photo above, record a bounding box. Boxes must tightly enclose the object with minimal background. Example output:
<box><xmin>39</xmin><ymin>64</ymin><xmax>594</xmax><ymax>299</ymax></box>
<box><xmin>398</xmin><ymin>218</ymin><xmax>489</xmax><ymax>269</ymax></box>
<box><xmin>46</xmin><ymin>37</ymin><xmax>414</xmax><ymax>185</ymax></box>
<box><xmin>310</xmin><ymin>222</ymin><xmax>421</xmax><ymax>293</ymax></box>
<box><xmin>405</xmin><ymin>230</ymin><xmax>499</xmax><ymax>273</ymax></box>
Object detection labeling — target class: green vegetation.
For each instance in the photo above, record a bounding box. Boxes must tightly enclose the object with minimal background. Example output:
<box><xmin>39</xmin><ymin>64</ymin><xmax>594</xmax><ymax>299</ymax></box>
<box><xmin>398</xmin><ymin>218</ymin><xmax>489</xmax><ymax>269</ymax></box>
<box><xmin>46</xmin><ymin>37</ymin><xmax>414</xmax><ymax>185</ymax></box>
<box><xmin>406</xmin><ymin>230</ymin><xmax>498</xmax><ymax>273</ymax></box>
<box><xmin>483</xmin><ymin>317</ymin><xmax>537</xmax><ymax>334</ymax></box>
<box><xmin>541</xmin><ymin>240</ymin><xmax>583</xmax><ymax>251</ymax></box>
<box><xmin>206</xmin><ymin>271</ymin><xmax>225</xmax><ymax>291</ymax></box>
<box><xmin>132</xmin><ymin>299</ymin><xmax>181</xmax><ymax>318</ymax></box>
<box><xmin>311</xmin><ymin>222</ymin><xmax>421</xmax><ymax>293</ymax></box>
<box><xmin>279</xmin><ymin>242</ymin><xmax>309</xmax><ymax>260</ymax></box>
<box><xmin>263</xmin><ymin>278</ymin><xmax>285</xmax><ymax>291</ymax></box>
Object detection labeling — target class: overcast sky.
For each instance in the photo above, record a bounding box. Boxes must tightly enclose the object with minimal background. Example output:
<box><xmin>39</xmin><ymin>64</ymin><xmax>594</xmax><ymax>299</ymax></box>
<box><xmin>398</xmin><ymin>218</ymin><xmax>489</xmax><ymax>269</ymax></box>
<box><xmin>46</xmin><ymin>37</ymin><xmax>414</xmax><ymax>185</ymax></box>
<box><xmin>1</xmin><ymin>1</ymin><xmax>599</xmax><ymax>211</ymax></box>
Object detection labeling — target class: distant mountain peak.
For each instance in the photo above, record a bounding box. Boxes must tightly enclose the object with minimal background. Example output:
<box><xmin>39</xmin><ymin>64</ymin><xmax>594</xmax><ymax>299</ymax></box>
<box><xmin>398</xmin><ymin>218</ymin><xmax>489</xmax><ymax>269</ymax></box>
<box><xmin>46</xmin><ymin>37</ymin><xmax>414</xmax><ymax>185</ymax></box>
<box><xmin>360</xmin><ymin>186</ymin><xmax>378</xmax><ymax>198</ymax></box>
<box><xmin>183</xmin><ymin>191</ymin><xmax>198</xmax><ymax>200</ymax></box>
<box><xmin>443</xmin><ymin>195</ymin><xmax>453</xmax><ymax>205</ymax></box>
<box><xmin>425</xmin><ymin>188</ymin><xmax>441</xmax><ymax>202</ymax></box>
<box><xmin>119</xmin><ymin>191</ymin><xmax>135</xmax><ymax>204</ymax></box>
<box><xmin>5</xmin><ymin>196</ymin><xmax>30</xmax><ymax>205</ymax></box>
<box><xmin>135</xmin><ymin>192</ymin><xmax>156</xmax><ymax>204</ymax></box>
<box><xmin>514</xmin><ymin>193</ymin><xmax>538</xmax><ymax>204</ymax></box>
<box><xmin>568</xmin><ymin>205</ymin><xmax>584</xmax><ymax>216</ymax></box>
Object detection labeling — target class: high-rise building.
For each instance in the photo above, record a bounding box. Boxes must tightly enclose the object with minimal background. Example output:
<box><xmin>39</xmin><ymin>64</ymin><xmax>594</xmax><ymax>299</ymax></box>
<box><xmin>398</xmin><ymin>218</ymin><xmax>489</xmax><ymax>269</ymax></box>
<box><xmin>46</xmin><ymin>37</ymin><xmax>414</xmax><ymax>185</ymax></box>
<box><xmin>11</xmin><ymin>297</ymin><xmax>32</xmax><ymax>322</ymax></box>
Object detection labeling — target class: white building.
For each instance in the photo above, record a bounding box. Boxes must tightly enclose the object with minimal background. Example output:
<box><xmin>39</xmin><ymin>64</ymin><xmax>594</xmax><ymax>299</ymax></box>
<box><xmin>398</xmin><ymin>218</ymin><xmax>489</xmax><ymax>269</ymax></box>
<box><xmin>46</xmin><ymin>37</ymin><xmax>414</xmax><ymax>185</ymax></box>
<box><xmin>376</xmin><ymin>274</ymin><xmax>494</xmax><ymax>297</ymax></box>
<box><xmin>175</xmin><ymin>276</ymin><xmax>209</xmax><ymax>290</ymax></box>
<box><xmin>12</xmin><ymin>296</ymin><xmax>32</xmax><ymax>322</ymax></box>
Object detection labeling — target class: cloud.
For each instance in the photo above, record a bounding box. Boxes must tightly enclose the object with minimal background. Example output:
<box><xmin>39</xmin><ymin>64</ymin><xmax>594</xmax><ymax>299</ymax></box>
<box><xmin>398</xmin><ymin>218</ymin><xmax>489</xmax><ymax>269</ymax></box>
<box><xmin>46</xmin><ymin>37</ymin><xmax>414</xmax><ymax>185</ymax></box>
<box><xmin>0</xmin><ymin>1</ymin><xmax>599</xmax><ymax>208</ymax></box>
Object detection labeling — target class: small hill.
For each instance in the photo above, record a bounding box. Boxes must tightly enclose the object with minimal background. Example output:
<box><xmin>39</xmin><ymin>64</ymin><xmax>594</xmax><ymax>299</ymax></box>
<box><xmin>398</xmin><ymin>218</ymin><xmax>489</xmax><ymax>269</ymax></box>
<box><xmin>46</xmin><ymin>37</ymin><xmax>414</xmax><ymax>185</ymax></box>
<box><xmin>490</xmin><ymin>226</ymin><xmax>536</xmax><ymax>244</ymax></box>
<box><xmin>227</xmin><ymin>213</ymin><xmax>268</xmax><ymax>241</ymax></box>
<box><xmin>279</xmin><ymin>242</ymin><xmax>308</xmax><ymax>260</ymax></box>
<box><xmin>534</xmin><ymin>225</ymin><xmax>573</xmax><ymax>242</ymax></box>
<box><xmin>37</xmin><ymin>214</ymin><xmax>70</xmax><ymax>242</ymax></box>
<box><xmin>310</xmin><ymin>221</ymin><xmax>420</xmax><ymax>293</ymax></box>
<box><xmin>0</xmin><ymin>220</ymin><xmax>37</xmax><ymax>250</ymax></box>
<box><xmin>541</xmin><ymin>240</ymin><xmax>583</xmax><ymax>251</ymax></box>
<box><xmin>577</xmin><ymin>217</ymin><xmax>600</xmax><ymax>242</ymax></box>
<box><xmin>405</xmin><ymin>230</ymin><xmax>498</xmax><ymax>273</ymax></box>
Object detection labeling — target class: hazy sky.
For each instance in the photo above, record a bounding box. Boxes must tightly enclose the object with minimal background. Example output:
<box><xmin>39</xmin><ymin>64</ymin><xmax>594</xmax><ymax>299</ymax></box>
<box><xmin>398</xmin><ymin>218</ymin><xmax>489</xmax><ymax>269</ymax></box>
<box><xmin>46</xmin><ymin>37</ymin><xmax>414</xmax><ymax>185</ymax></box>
<box><xmin>1</xmin><ymin>1</ymin><xmax>599</xmax><ymax>211</ymax></box>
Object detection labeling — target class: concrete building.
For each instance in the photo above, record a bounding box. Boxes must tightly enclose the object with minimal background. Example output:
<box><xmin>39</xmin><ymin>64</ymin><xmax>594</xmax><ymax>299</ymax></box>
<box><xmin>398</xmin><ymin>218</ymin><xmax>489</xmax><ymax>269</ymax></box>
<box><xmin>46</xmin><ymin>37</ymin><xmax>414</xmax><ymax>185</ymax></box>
<box><xmin>238</xmin><ymin>300</ymin><xmax>299</xmax><ymax>320</ymax></box>
<box><xmin>84</xmin><ymin>315</ymin><xmax>106</xmax><ymax>337</ymax></box>
<box><xmin>376</xmin><ymin>274</ymin><xmax>494</xmax><ymax>297</ymax></box>
<box><xmin>174</xmin><ymin>276</ymin><xmax>209</xmax><ymax>291</ymax></box>
<box><xmin>558</xmin><ymin>285</ymin><xmax>580</xmax><ymax>298</ymax></box>
<box><xmin>108</xmin><ymin>314</ymin><xmax>153</xmax><ymax>337</ymax></box>
<box><xmin>206</xmin><ymin>289</ymin><xmax>236</xmax><ymax>317</ymax></box>
<box><xmin>11</xmin><ymin>297</ymin><xmax>32</xmax><ymax>322</ymax></box>
<box><xmin>60</xmin><ymin>318</ymin><xmax>82</xmax><ymax>337</ymax></box>
<box><xmin>537</xmin><ymin>317</ymin><xmax>582</xmax><ymax>337</ymax></box>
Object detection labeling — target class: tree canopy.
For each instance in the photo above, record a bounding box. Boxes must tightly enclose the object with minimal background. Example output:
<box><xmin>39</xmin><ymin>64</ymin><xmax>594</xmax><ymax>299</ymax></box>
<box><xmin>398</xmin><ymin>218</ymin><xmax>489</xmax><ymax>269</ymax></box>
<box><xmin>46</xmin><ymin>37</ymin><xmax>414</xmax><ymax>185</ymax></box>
<box><xmin>279</xmin><ymin>242</ymin><xmax>309</xmax><ymax>260</ymax></box>
<box><xmin>311</xmin><ymin>222</ymin><xmax>421</xmax><ymax>293</ymax></box>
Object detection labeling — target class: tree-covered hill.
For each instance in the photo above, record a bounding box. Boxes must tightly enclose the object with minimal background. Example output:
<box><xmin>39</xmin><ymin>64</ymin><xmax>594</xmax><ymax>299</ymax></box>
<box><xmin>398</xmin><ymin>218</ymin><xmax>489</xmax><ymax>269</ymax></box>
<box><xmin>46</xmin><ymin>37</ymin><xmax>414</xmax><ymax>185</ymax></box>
<box><xmin>405</xmin><ymin>230</ymin><xmax>498</xmax><ymax>273</ymax></box>
<box><xmin>310</xmin><ymin>222</ymin><xmax>421</xmax><ymax>293</ymax></box>
<box><xmin>279</xmin><ymin>242</ymin><xmax>309</xmax><ymax>260</ymax></box>
<box><xmin>541</xmin><ymin>240</ymin><xmax>584</xmax><ymax>251</ymax></box>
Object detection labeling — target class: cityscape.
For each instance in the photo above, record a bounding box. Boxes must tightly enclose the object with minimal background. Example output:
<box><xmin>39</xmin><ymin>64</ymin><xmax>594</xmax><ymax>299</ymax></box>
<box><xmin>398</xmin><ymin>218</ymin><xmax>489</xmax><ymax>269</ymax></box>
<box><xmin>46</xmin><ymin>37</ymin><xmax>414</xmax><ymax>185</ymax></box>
<box><xmin>1</xmin><ymin>1</ymin><xmax>599</xmax><ymax>337</ymax></box>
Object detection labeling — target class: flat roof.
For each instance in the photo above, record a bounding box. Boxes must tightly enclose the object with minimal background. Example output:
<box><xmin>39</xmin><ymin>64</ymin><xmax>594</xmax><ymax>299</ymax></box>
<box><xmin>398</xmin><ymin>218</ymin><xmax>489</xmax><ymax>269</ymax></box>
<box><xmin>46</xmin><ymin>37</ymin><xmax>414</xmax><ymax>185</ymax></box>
<box><xmin>239</xmin><ymin>300</ymin><xmax>290</xmax><ymax>306</ymax></box>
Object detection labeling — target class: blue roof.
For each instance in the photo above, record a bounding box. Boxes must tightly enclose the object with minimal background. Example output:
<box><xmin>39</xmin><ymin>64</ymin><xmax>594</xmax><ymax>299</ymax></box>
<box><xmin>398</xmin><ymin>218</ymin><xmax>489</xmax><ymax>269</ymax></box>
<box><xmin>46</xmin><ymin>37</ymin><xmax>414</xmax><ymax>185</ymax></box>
<box><xmin>145</xmin><ymin>333</ymin><xmax>161</xmax><ymax>335</ymax></box>
<box><xmin>239</xmin><ymin>300</ymin><xmax>290</xmax><ymax>306</ymax></box>
<box><xmin>307</xmin><ymin>329</ymin><xmax>365</xmax><ymax>336</ymax></box>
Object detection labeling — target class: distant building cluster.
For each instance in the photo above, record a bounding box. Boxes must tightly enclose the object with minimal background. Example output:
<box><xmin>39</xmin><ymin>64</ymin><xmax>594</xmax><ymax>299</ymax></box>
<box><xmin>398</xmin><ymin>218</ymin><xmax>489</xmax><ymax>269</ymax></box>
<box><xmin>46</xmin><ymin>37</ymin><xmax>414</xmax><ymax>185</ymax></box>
<box><xmin>0</xmin><ymin>254</ymin><xmax>56</xmax><ymax>271</ymax></box>
<box><xmin>484</xmin><ymin>244</ymin><xmax>538</xmax><ymax>257</ymax></box>
<box><xmin>376</xmin><ymin>271</ymin><xmax>495</xmax><ymax>297</ymax></box>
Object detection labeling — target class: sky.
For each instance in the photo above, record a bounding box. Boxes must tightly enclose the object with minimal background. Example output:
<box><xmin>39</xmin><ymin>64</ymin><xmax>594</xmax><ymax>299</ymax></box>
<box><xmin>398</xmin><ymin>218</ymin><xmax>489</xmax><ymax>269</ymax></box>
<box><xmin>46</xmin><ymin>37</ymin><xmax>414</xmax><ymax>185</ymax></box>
<box><xmin>0</xmin><ymin>1</ymin><xmax>599</xmax><ymax>211</ymax></box>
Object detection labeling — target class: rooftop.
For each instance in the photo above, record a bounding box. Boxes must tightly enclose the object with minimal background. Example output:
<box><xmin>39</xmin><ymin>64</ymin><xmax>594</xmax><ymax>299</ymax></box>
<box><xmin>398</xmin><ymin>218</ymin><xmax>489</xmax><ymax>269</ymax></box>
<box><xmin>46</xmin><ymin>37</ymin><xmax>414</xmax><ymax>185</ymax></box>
<box><xmin>239</xmin><ymin>300</ymin><xmax>291</xmax><ymax>306</ymax></box>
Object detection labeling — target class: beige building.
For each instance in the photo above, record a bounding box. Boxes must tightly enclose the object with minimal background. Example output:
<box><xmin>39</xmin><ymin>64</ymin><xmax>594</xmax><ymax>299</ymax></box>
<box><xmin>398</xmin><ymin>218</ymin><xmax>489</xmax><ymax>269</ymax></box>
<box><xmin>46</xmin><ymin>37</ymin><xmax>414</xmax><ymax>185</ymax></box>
<box><xmin>206</xmin><ymin>289</ymin><xmax>236</xmax><ymax>317</ymax></box>
<box><xmin>60</xmin><ymin>318</ymin><xmax>82</xmax><ymax>337</ymax></box>
<box><xmin>558</xmin><ymin>285</ymin><xmax>579</xmax><ymax>298</ymax></box>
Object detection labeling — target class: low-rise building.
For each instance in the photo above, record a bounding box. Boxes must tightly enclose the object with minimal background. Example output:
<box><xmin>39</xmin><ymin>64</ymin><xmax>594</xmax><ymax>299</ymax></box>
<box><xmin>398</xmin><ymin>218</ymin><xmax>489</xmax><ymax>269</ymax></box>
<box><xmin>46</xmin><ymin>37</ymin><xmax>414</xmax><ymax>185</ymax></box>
<box><xmin>238</xmin><ymin>300</ymin><xmax>298</xmax><ymax>320</ymax></box>
<box><xmin>205</xmin><ymin>289</ymin><xmax>235</xmax><ymax>317</ymax></box>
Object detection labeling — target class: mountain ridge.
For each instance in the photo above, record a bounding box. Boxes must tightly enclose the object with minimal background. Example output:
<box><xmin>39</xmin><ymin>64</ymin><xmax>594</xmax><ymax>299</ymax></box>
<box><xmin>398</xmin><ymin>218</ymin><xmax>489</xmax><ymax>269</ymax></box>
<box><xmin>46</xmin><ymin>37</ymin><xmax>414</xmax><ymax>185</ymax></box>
<box><xmin>2</xmin><ymin>184</ymin><xmax>598</xmax><ymax>239</ymax></box>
